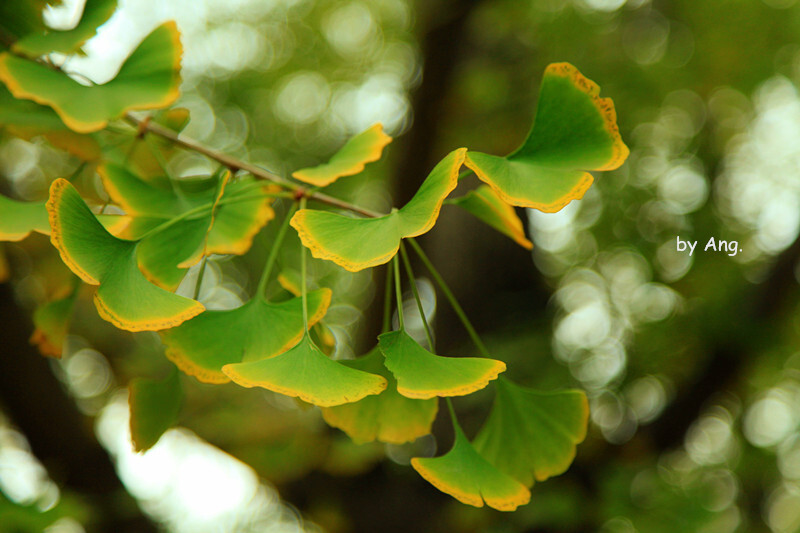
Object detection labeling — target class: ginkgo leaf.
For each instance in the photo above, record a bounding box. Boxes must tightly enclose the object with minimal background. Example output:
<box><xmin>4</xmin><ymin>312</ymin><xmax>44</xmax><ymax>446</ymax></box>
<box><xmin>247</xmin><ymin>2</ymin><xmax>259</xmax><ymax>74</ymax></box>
<box><xmin>321</xmin><ymin>348</ymin><xmax>438</xmax><ymax>444</ymax></box>
<box><xmin>30</xmin><ymin>279</ymin><xmax>80</xmax><ymax>358</ymax></box>
<box><xmin>292</xmin><ymin>124</ymin><xmax>392</xmax><ymax>187</ymax></box>
<box><xmin>464</xmin><ymin>62</ymin><xmax>628</xmax><ymax>212</ymax></box>
<box><xmin>291</xmin><ymin>148</ymin><xmax>466</xmax><ymax>272</ymax></box>
<box><xmin>223</xmin><ymin>334</ymin><xmax>387</xmax><ymax>407</ymax></box>
<box><xmin>47</xmin><ymin>178</ymin><xmax>204</xmax><ymax>331</ymax></box>
<box><xmin>0</xmin><ymin>195</ymin><xmax>49</xmax><ymax>241</ymax></box>
<box><xmin>473</xmin><ymin>378</ymin><xmax>589</xmax><ymax>486</ymax></box>
<box><xmin>0</xmin><ymin>85</ymin><xmax>101</xmax><ymax>160</ymax></box>
<box><xmin>129</xmin><ymin>369</ymin><xmax>182</xmax><ymax>452</ymax></box>
<box><xmin>0</xmin><ymin>21</ymin><xmax>182</xmax><ymax>133</ymax></box>
<box><xmin>411</xmin><ymin>419</ymin><xmax>530</xmax><ymax>511</ymax></box>
<box><xmin>0</xmin><ymin>2</ymin><xmax>55</xmax><ymax>42</ymax></box>
<box><xmin>378</xmin><ymin>330</ymin><xmax>505</xmax><ymax>399</ymax></box>
<box><xmin>447</xmin><ymin>185</ymin><xmax>532</xmax><ymax>249</ymax></box>
<box><xmin>160</xmin><ymin>289</ymin><xmax>332</xmax><ymax>384</ymax></box>
<box><xmin>13</xmin><ymin>0</ymin><xmax>118</xmax><ymax>57</ymax></box>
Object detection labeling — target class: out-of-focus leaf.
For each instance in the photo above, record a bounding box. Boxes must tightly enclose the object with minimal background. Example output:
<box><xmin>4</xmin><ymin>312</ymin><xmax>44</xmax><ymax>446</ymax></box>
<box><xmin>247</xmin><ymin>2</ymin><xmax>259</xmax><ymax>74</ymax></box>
<box><xmin>0</xmin><ymin>195</ymin><xmax>49</xmax><ymax>241</ymax></box>
<box><xmin>292</xmin><ymin>123</ymin><xmax>391</xmax><ymax>187</ymax></box>
<box><xmin>223</xmin><ymin>335</ymin><xmax>387</xmax><ymax>407</ymax></box>
<box><xmin>379</xmin><ymin>329</ymin><xmax>505</xmax><ymax>399</ymax></box>
<box><xmin>0</xmin><ymin>2</ymin><xmax>57</xmax><ymax>42</ymax></box>
<box><xmin>160</xmin><ymin>289</ymin><xmax>332</xmax><ymax>383</ymax></box>
<box><xmin>13</xmin><ymin>0</ymin><xmax>117</xmax><ymax>57</ymax></box>
<box><xmin>47</xmin><ymin>178</ymin><xmax>204</xmax><ymax>331</ymax></box>
<box><xmin>448</xmin><ymin>185</ymin><xmax>532</xmax><ymax>249</ymax></box>
<box><xmin>291</xmin><ymin>148</ymin><xmax>466</xmax><ymax>271</ymax></box>
<box><xmin>411</xmin><ymin>418</ymin><xmax>530</xmax><ymax>511</ymax></box>
<box><xmin>30</xmin><ymin>277</ymin><xmax>80</xmax><ymax>358</ymax></box>
<box><xmin>464</xmin><ymin>63</ymin><xmax>628</xmax><ymax>212</ymax></box>
<box><xmin>473</xmin><ymin>378</ymin><xmax>588</xmax><ymax>486</ymax></box>
<box><xmin>0</xmin><ymin>22</ymin><xmax>182</xmax><ymax>133</ymax></box>
<box><xmin>129</xmin><ymin>368</ymin><xmax>182</xmax><ymax>452</ymax></box>
<box><xmin>321</xmin><ymin>348</ymin><xmax>438</xmax><ymax>444</ymax></box>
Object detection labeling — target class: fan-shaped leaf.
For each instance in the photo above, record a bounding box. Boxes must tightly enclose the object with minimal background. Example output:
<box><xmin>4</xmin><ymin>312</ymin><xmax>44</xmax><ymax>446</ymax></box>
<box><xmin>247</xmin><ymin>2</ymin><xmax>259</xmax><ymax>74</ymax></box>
<box><xmin>0</xmin><ymin>21</ymin><xmax>182</xmax><ymax>133</ymax></box>
<box><xmin>291</xmin><ymin>148</ymin><xmax>466</xmax><ymax>272</ymax></box>
<box><xmin>292</xmin><ymin>123</ymin><xmax>391</xmax><ymax>187</ymax></box>
<box><xmin>47</xmin><ymin>178</ymin><xmax>203</xmax><ymax>331</ymax></box>
<box><xmin>411</xmin><ymin>420</ymin><xmax>530</xmax><ymax>511</ymax></box>
<box><xmin>473</xmin><ymin>378</ymin><xmax>589</xmax><ymax>486</ymax></box>
<box><xmin>129</xmin><ymin>369</ymin><xmax>182</xmax><ymax>452</ymax></box>
<box><xmin>378</xmin><ymin>330</ymin><xmax>505</xmax><ymax>399</ymax></box>
<box><xmin>13</xmin><ymin>0</ymin><xmax>118</xmax><ymax>57</ymax></box>
<box><xmin>464</xmin><ymin>63</ymin><xmax>628</xmax><ymax>212</ymax></box>
<box><xmin>160</xmin><ymin>289</ymin><xmax>332</xmax><ymax>384</ymax></box>
<box><xmin>321</xmin><ymin>348</ymin><xmax>438</xmax><ymax>444</ymax></box>
<box><xmin>448</xmin><ymin>185</ymin><xmax>532</xmax><ymax>249</ymax></box>
<box><xmin>223</xmin><ymin>335</ymin><xmax>387</xmax><ymax>407</ymax></box>
<box><xmin>0</xmin><ymin>195</ymin><xmax>49</xmax><ymax>241</ymax></box>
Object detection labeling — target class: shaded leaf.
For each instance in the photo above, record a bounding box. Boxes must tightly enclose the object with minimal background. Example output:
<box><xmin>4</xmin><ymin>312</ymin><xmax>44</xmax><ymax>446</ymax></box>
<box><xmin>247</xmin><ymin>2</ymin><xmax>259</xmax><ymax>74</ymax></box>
<box><xmin>129</xmin><ymin>369</ymin><xmax>182</xmax><ymax>452</ymax></box>
<box><xmin>292</xmin><ymin>123</ymin><xmax>391</xmax><ymax>187</ymax></box>
<box><xmin>30</xmin><ymin>278</ymin><xmax>80</xmax><ymax>358</ymax></box>
<box><xmin>448</xmin><ymin>185</ymin><xmax>532</xmax><ymax>249</ymax></box>
<box><xmin>160</xmin><ymin>289</ymin><xmax>332</xmax><ymax>383</ymax></box>
<box><xmin>411</xmin><ymin>419</ymin><xmax>530</xmax><ymax>511</ymax></box>
<box><xmin>47</xmin><ymin>178</ymin><xmax>204</xmax><ymax>331</ymax></box>
<box><xmin>223</xmin><ymin>335</ymin><xmax>387</xmax><ymax>407</ymax></box>
<box><xmin>321</xmin><ymin>348</ymin><xmax>438</xmax><ymax>444</ymax></box>
<box><xmin>0</xmin><ymin>22</ymin><xmax>182</xmax><ymax>133</ymax></box>
<box><xmin>291</xmin><ymin>148</ymin><xmax>466</xmax><ymax>271</ymax></box>
<box><xmin>13</xmin><ymin>0</ymin><xmax>118</xmax><ymax>57</ymax></box>
<box><xmin>378</xmin><ymin>330</ymin><xmax>505</xmax><ymax>399</ymax></box>
<box><xmin>0</xmin><ymin>195</ymin><xmax>49</xmax><ymax>241</ymax></box>
<box><xmin>464</xmin><ymin>63</ymin><xmax>628</xmax><ymax>212</ymax></box>
<box><xmin>474</xmin><ymin>378</ymin><xmax>589</xmax><ymax>486</ymax></box>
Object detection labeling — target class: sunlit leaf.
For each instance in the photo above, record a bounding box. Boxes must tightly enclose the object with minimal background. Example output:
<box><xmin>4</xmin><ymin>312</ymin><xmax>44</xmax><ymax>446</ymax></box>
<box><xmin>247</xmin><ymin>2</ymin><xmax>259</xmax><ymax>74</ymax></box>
<box><xmin>464</xmin><ymin>63</ymin><xmax>628</xmax><ymax>212</ymax></box>
<box><xmin>411</xmin><ymin>418</ymin><xmax>530</xmax><ymax>511</ymax></box>
<box><xmin>47</xmin><ymin>178</ymin><xmax>204</xmax><ymax>331</ymax></box>
<box><xmin>473</xmin><ymin>378</ymin><xmax>589</xmax><ymax>486</ymax></box>
<box><xmin>160</xmin><ymin>289</ymin><xmax>332</xmax><ymax>384</ymax></box>
<box><xmin>448</xmin><ymin>185</ymin><xmax>532</xmax><ymax>249</ymax></box>
<box><xmin>291</xmin><ymin>148</ymin><xmax>466</xmax><ymax>272</ymax></box>
<box><xmin>292</xmin><ymin>123</ymin><xmax>391</xmax><ymax>187</ymax></box>
<box><xmin>321</xmin><ymin>348</ymin><xmax>438</xmax><ymax>444</ymax></box>
<box><xmin>379</xmin><ymin>330</ymin><xmax>505</xmax><ymax>399</ymax></box>
<box><xmin>29</xmin><ymin>277</ymin><xmax>80</xmax><ymax>358</ymax></box>
<box><xmin>129</xmin><ymin>369</ymin><xmax>182</xmax><ymax>452</ymax></box>
<box><xmin>13</xmin><ymin>0</ymin><xmax>117</xmax><ymax>57</ymax></box>
<box><xmin>0</xmin><ymin>195</ymin><xmax>49</xmax><ymax>241</ymax></box>
<box><xmin>0</xmin><ymin>22</ymin><xmax>182</xmax><ymax>133</ymax></box>
<box><xmin>223</xmin><ymin>335</ymin><xmax>387</xmax><ymax>407</ymax></box>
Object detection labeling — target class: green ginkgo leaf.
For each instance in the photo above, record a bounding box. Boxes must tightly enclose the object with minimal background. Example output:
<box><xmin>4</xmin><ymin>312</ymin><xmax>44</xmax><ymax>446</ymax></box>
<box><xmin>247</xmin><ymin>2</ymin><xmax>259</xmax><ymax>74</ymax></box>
<box><xmin>0</xmin><ymin>85</ymin><xmax>101</xmax><ymax>160</ymax></box>
<box><xmin>0</xmin><ymin>195</ymin><xmax>49</xmax><ymax>241</ymax></box>
<box><xmin>411</xmin><ymin>418</ymin><xmax>530</xmax><ymax>511</ymax></box>
<box><xmin>47</xmin><ymin>178</ymin><xmax>204</xmax><ymax>331</ymax></box>
<box><xmin>447</xmin><ymin>185</ymin><xmax>533</xmax><ymax>249</ymax></box>
<box><xmin>292</xmin><ymin>124</ymin><xmax>392</xmax><ymax>187</ymax></box>
<box><xmin>0</xmin><ymin>2</ymin><xmax>55</xmax><ymax>42</ymax></box>
<box><xmin>321</xmin><ymin>348</ymin><xmax>438</xmax><ymax>444</ymax></box>
<box><xmin>129</xmin><ymin>369</ymin><xmax>182</xmax><ymax>452</ymax></box>
<box><xmin>30</xmin><ymin>278</ymin><xmax>80</xmax><ymax>358</ymax></box>
<box><xmin>160</xmin><ymin>289</ymin><xmax>332</xmax><ymax>384</ymax></box>
<box><xmin>13</xmin><ymin>0</ymin><xmax>118</xmax><ymax>57</ymax></box>
<box><xmin>0</xmin><ymin>21</ymin><xmax>182</xmax><ymax>133</ymax></box>
<box><xmin>223</xmin><ymin>334</ymin><xmax>387</xmax><ymax>407</ymax></box>
<box><xmin>464</xmin><ymin>62</ymin><xmax>628</xmax><ymax>212</ymax></box>
<box><xmin>473</xmin><ymin>378</ymin><xmax>589</xmax><ymax>486</ymax></box>
<box><xmin>378</xmin><ymin>330</ymin><xmax>505</xmax><ymax>399</ymax></box>
<box><xmin>291</xmin><ymin>148</ymin><xmax>466</xmax><ymax>272</ymax></box>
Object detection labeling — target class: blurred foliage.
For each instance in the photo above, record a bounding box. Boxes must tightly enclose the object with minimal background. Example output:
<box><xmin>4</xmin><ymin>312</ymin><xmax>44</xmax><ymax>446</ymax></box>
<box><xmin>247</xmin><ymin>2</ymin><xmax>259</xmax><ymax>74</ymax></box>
<box><xmin>5</xmin><ymin>0</ymin><xmax>800</xmax><ymax>532</ymax></box>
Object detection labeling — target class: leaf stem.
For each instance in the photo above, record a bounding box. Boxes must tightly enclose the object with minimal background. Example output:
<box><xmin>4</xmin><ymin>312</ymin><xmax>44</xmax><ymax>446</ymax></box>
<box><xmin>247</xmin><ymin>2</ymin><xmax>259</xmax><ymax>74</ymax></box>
<box><xmin>193</xmin><ymin>257</ymin><xmax>207</xmax><ymax>301</ymax></box>
<box><xmin>257</xmin><ymin>201</ymin><xmax>297</xmax><ymax>299</ymax></box>
<box><xmin>407</xmin><ymin>238</ymin><xmax>490</xmax><ymax>358</ymax></box>
<box><xmin>399</xmin><ymin>242</ymin><xmax>434</xmax><ymax>351</ymax></box>
<box><xmin>382</xmin><ymin>261</ymin><xmax>394</xmax><ymax>334</ymax></box>
<box><xmin>393</xmin><ymin>254</ymin><xmax>404</xmax><ymax>331</ymax></box>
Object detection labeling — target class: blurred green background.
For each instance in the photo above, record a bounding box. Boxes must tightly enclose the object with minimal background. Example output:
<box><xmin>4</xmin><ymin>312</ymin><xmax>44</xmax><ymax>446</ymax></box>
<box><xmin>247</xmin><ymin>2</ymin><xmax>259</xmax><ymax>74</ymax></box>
<box><xmin>4</xmin><ymin>0</ymin><xmax>800</xmax><ymax>531</ymax></box>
